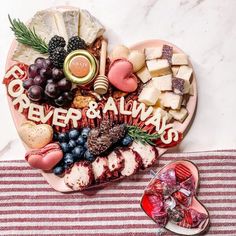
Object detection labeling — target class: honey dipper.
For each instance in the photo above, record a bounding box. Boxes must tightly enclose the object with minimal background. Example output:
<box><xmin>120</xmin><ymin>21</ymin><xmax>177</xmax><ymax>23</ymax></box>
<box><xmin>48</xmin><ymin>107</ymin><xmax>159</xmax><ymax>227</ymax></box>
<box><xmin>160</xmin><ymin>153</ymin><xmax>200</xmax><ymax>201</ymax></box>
<box><xmin>94</xmin><ymin>39</ymin><xmax>109</xmax><ymax>95</ymax></box>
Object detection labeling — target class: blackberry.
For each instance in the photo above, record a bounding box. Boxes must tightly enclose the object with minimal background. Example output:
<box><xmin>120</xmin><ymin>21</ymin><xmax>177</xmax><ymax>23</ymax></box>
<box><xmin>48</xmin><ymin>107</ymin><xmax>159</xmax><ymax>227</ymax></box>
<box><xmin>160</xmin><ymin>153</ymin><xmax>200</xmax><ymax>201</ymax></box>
<box><xmin>49</xmin><ymin>47</ymin><xmax>67</xmax><ymax>68</ymax></box>
<box><xmin>48</xmin><ymin>35</ymin><xmax>66</xmax><ymax>54</ymax></box>
<box><xmin>67</xmin><ymin>36</ymin><xmax>87</xmax><ymax>53</ymax></box>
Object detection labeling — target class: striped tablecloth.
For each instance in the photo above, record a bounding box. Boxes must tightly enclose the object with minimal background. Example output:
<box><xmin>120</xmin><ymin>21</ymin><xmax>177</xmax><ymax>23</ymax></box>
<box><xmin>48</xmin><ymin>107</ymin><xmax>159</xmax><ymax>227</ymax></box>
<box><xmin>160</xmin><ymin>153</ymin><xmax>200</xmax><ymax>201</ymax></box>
<box><xmin>0</xmin><ymin>150</ymin><xmax>236</xmax><ymax>236</ymax></box>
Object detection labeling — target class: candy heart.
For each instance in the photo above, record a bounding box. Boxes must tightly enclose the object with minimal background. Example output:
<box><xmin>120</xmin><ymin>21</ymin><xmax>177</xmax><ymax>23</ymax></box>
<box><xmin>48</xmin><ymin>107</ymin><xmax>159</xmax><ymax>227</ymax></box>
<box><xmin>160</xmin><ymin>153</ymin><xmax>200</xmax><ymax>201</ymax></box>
<box><xmin>108</xmin><ymin>58</ymin><xmax>138</xmax><ymax>92</ymax></box>
<box><xmin>18</xmin><ymin>121</ymin><xmax>53</xmax><ymax>149</ymax></box>
<box><xmin>140</xmin><ymin>160</ymin><xmax>210</xmax><ymax>236</ymax></box>
<box><xmin>25</xmin><ymin>143</ymin><xmax>63</xmax><ymax>170</ymax></box>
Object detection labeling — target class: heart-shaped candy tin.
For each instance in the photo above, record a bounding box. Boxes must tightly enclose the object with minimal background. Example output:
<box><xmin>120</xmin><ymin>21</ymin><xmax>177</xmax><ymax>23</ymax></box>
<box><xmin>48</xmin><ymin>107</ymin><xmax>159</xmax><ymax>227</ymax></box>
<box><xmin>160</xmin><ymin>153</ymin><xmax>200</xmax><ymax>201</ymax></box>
<box><xmin>4</xmin><ymin>6</ymin><xmax>197</xmax><ymax>192</ymax></box>
<box><xmin>141</xmin><ymin>160</ymin><xmax>210</xmax><ymax>235</ymax></box>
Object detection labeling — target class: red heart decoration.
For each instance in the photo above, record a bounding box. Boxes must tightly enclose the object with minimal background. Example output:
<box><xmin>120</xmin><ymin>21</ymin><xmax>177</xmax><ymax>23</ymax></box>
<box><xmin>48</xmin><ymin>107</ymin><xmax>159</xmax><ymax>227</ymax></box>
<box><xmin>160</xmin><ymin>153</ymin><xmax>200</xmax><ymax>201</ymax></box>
<box><xmin>140</xmin><ymin>160</ymin><xmax>210</xmax><ymax>235</ymax></box>
<box><xmin>108</xmin><ymin>58</ymin><xmax>138</xmax><ymax>92</ymax></box>
<box><xmin>25</xmin><ymin>143</ymin><xmax>63</xmax><ymax>171</ymax></box>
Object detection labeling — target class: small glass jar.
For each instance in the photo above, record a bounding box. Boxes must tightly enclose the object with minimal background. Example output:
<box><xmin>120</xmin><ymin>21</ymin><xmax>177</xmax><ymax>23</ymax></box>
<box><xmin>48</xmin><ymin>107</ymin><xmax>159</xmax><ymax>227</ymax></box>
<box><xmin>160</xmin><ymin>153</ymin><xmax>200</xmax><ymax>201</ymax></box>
<box><xmin>63</xmin><ymin>50</ymin><xmax>98</xmax><ymax>86</ymax></box>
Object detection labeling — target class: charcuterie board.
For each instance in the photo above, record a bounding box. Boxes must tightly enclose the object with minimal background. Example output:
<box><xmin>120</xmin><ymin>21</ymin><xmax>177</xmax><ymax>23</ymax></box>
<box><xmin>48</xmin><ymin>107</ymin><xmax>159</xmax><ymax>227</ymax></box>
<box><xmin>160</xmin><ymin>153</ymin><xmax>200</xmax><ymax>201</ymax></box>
<box><xmin>3</xmin><ymin>6</ymin><xmax>197</xmax><ymax>193</ymax></box>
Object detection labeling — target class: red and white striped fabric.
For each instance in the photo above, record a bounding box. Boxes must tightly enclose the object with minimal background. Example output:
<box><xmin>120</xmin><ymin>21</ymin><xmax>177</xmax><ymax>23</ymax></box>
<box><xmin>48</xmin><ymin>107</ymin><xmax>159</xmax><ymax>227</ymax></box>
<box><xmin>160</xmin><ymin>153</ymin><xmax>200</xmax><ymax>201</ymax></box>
<box><xmin>0</xmin><ymin>150</ymin><xmax>236</xmax><ymax>235</ymax></box>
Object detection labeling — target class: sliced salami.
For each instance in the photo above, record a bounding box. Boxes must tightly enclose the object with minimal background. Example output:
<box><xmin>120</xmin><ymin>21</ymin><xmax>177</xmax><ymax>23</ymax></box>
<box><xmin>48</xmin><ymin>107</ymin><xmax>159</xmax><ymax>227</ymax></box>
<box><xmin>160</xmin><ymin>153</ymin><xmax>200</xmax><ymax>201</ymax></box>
<box><xmin>120</xmin><ymin>148</ymin><xmax>142</xmax><ymax>176</ymax></box>
<box><xmin>107</xmin><ymin>150</ymin><xmax>124</xmax><ymax>177</ymax></box>
<box><xmin>92</xmin><ymin>157</ymin><xmax>111</xmax><ymax>182</ymax></box>
<box><xmin>130</xmin><ymin>141</ymin><xmax>158</xmax><ymax>168</ymax></box>
<box><xmin>64</xmin><ymin>161</ymin><xmax>93</xmax><ymax>191</ymax></box>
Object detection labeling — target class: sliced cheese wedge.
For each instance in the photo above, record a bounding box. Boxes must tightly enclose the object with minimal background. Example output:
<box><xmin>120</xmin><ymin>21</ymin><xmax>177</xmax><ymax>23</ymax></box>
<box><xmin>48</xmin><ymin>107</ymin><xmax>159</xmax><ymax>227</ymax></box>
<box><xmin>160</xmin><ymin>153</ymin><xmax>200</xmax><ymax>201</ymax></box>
<box><xmin>152</xmin><ymin>74</ymin><xmax>172</xmax><ymax>91</ymax></box>
<box><xmin>169</xmin><ymin>107</ymin><xmax>188</xmax><ymax>123</ymax></box>
<box><xmin>79</xmin><ymin>9</ymin><xmax>105</xmax><ymax>45</ymax></box>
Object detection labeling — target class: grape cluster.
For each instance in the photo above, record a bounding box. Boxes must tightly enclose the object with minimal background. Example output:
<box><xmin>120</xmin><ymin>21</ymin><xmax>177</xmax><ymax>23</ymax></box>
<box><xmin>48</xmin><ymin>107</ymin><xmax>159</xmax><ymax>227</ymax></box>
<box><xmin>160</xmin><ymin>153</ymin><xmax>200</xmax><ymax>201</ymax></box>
<box><xmin>53</xmin><ymin>128</ymin><xmax>94</xmax><ymax>176</ymax></box>
<box><xmin>23</xmin><ymin>57</ymin><xmax>74</xmax><ymax>107</ymax></box>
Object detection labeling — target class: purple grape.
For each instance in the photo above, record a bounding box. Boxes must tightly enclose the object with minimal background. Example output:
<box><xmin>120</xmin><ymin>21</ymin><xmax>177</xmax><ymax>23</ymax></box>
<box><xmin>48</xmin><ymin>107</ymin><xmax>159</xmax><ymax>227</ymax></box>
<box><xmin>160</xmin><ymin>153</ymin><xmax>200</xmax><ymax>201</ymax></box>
<box><xmin>34</xmin><ymin>57</ymin><xmax>46</xmax><ymax>69</ymax></box>
<box><xmin>52</xmin><ymin>68</ymin><xmax>64</xmax><ymax>81</ymax></box>
<box><xmin>47</xmin><ymin>79</ymin><xmax>54</xmax><ymax>84</ymax></box>
<box><xmin>28</xmin><ymin>64</ymin><xmax>39</xmax><ymax>78</ymax></box>
<box><xmin>57</xmin><ymin>78</ymin><xmax>72</xmax><ymax>91</ymax></box>
<box><xmin>55</xmin><ymin>96</ymin><xmax>65</xmax><ymax>107</ymax></box>
<box><xmin>33</xmin><ymin>75</ymin><xmax>47</xmax><ymax>87</ymax></box>
<box><xmin>39</xmin><ymin>68</ymin><xmax>52</xmax><ymax>78</ymax></box>
<box><xmin>62</xmin><ymin>91</ymin><xmax>74</xmax><ymax>101</ymax></box>
<box><xmin>45</xmin><ymin>83</ymin><xmax>59</xmax><ymax>98</ymax></box>
<box><xmin>43</xmin><ymin>58</ymin><xmax>52</xmax><ymax>68</ymax></box>
<box><xmin>23</xmin><ymin>78</ymin><xmax>34</xmax><ymax>89</ymax></box>
<box><xmin>28</xmin><ymin>85</ymin><xmax>43</xmax><ymax>101</ymax></box>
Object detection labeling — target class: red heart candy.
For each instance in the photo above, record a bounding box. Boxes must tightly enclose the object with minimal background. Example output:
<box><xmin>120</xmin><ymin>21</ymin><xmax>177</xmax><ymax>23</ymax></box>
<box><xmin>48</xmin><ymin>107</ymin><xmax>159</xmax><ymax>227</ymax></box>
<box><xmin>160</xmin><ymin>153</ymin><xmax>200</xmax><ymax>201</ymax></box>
<box><xmin>25</xmin><ymin>143</ymin><xmax>63</xmax><ymax>171</ymax></box>
<box><xmin>175</xmin><ymin>163</ymin><xmax>192</xmax><ymax>182</ymax></box>
<box><xmin>108</xmin><ymin>58</ymin><xmax>138</xmax><ymax>92</ymax></box>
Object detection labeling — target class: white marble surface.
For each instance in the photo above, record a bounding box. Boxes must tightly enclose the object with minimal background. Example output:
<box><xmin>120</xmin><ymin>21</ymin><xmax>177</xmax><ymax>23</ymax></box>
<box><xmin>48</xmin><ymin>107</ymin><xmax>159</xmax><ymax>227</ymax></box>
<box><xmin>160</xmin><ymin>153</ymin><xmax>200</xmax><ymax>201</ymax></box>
<box><xmin>1</xmin><ymin>0</ymin><xmax>236</xmax><ymax>160</ymax></box>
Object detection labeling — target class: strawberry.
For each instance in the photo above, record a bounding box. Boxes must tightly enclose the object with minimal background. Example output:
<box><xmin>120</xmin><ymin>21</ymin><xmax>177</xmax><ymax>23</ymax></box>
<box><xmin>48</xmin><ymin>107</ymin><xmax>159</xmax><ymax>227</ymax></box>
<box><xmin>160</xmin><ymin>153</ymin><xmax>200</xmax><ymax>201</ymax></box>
<box><xmin>175</xmin><ymin>164</ymin><xmax>192</xmax><ymax>182</ymax></box>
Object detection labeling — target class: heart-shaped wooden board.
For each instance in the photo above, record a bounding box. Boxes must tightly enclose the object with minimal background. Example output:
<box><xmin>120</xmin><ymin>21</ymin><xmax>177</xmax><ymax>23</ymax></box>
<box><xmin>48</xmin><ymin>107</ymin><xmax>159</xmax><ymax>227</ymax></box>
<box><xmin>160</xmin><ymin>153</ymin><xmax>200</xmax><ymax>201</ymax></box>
<box><xmin>140</xmin><ymin>160</ymin><xmax>210</xmax><ymax>235</ymax></box>
<box><xmin>4</xmin><ymin>7</ymin><xmax>197</xmax><ymax>192</ymax></box>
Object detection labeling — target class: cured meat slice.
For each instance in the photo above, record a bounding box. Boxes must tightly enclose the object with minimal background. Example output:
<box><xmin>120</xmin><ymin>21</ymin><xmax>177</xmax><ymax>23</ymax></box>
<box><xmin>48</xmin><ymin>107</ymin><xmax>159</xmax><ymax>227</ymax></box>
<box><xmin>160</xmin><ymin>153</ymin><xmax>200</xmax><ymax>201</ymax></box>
<box><xmin>107</xmin><ymin>150</ymin><xmax>124</xmax><ymax>177</ymax></box>
<box><xmin>120</xmin><ymin>148</ymin><xmax>142</xmax><ymax>176</ymax></box>
<box><xmin>130</xmin><ymin>141</ymin><xmax>158</xmax><ymax>168</ymax></box>
<box><xmin>92</xmin><ymin>157</ymin><xmax>111</xmax><ymax>182</ymax></box>
<box><xmin>64</xmin><ymin>161</ymin><xmax>93</xmax><ymax>191</ymax></box>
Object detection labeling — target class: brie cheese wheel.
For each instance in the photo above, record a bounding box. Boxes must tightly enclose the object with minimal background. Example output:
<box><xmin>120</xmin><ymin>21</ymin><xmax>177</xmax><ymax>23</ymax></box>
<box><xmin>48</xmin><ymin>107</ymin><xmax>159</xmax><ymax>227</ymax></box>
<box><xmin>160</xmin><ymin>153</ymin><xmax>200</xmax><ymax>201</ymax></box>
<box><xmin>152</xmin><ymin>74</ymin><xmax>172</xmax><ymax>91</ymax></box>
<box><xmin>79</xmin><ymin>9</ymin><xmax>105</xmax><ymax>45</ymax></box>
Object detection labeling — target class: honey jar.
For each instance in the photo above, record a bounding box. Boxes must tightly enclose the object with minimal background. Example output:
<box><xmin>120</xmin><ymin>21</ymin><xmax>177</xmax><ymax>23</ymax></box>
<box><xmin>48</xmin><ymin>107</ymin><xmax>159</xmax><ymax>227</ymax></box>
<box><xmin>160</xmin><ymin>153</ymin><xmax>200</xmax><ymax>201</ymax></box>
<box><xmin>63</xmin><ymin>50</ymin><xmax>98</xmax><ymax>86</ymax></box>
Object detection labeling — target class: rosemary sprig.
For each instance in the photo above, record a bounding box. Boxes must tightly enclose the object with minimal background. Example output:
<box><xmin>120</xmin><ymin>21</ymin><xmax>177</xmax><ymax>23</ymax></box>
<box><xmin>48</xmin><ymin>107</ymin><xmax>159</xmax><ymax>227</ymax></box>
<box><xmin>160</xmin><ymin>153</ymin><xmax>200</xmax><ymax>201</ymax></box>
<box><xmin>127</xmin><ymin>125</ymin><xmax>160</xmax><ymax>146</ymax></box>
<box><xmin>8</xmin><ymin>15</ymin><xmax>48</xmax><ymax>54</ymax></box>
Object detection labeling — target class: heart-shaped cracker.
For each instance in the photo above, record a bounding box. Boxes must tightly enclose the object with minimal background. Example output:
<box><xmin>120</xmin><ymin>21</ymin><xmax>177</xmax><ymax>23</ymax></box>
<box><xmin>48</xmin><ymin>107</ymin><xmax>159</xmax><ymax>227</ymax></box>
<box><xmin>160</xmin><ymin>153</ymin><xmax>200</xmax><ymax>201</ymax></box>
<box><xmin>18</xmin><ymin>121</ymin><xmax>53</xmax><ymax>149</ymax></box>
<box><xmin>108</xmin><ymin>58</ymin><xmax>138</xmax><ymax>92</ymax></box>
<box><xmin>140</xmin><ymin>160</ymin><xmax>210</xmax><ymax>236</ymax></box>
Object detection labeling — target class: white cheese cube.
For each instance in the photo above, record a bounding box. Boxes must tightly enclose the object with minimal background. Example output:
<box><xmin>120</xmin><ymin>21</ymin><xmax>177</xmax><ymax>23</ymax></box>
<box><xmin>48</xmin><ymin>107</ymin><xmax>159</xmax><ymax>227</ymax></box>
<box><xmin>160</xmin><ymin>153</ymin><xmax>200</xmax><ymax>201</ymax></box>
<box><xmin>161</xmin><ymin>92</ymin><xmax>183</xmax><ymax>110</ymax></box>
<box><xmin>172</xmin><ymin>66</ymin><xmax>179</xmax><ymax>76</ymax></box>
<box><xmin>138</xmin><ymin>83</ymin><xmax>161</xmax><ymax>106</ymax></box>
<box><xmin>145</xmin><ymin>47</ymin><xmax>163</xmax><ymax>60</ymax></box>
<box><xmin>152</xmin><ymin>74</ymin><xmax>172</xmax><ymax>91</ymax></box>
<box><xmin>189</xmin><ymin>83</ymin><xmax>194</xmax><ymax>96</ymax></box>
<box><xmin>169</xmin><ymin>107</ymin><xmax>188</xmax><ymax>123</ymax></box>
<box><xmin>136</xmin><ymin>66</ymin><xmax>152</xmax><ymax>83</ymax></box>
<box><xmin>176</xmin><ymin>66</ymin><xmax>193</xmax><ymax>82</ymax></box>
<box><xmin>172</xmin><ymin>53</ymin><xmax>188</xmax><ymax>65</ymax></box>
<box><xmin>146</xmin><ymin>59</ymin><xmax>171</xmax><ymax>77</ymax></box>
<box><xmin>153</xmin><ymin>107</ymin><xmax>173</xmax><ymax>123</ymax></box>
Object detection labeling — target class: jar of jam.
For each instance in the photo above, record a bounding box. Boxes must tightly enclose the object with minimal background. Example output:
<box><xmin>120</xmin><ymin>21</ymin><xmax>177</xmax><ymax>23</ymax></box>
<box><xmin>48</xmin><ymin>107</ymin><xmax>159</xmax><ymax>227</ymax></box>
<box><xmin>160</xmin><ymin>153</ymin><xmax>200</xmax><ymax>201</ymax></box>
<box><xmin>63</xmin><ymin>50</ymin><xmax>98</xmax><ymax>86</ymax></box>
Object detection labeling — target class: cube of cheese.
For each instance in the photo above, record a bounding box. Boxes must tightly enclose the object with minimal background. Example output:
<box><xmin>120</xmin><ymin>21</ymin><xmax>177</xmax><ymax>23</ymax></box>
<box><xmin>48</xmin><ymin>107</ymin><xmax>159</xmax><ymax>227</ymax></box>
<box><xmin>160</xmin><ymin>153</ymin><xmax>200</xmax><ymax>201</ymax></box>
<box><xmin>189</xmin><ymin>83</ymin><xmax>194</xmax><ymax>96</ymax></box>
<box><xmin>138</xmin><ymin>83</ymin><xmax>161</xmax><ymax>106</ymax></box>
<box><xmin>153</xmin><ymin>107</ymin><xmax>173</xmax><ymax>123</ymax></box>
<box><xmin>172</xmin><ymin>53</ymin><xmax>188</xmax><ymax>65</ymax></box>
<box><xmin>172</xmin><ymin>66</ymin><xmax>179</xmax><ymax>76</ymax></box>
<box><xmin>169</xmin><ymin>107</ymin><xmax>188</xmax><ymax>123</ymax></box>
<box><xmin>176</xmin><ymin>66</ymin><xmax>193</xmax><ymax>82</ymax></box>
<box><xmin>136</xmin><ymin>66</ymin><xmax>152</xmax><ymax>83</ymax></box>
<box><xmin>152</xmin><ymin>74</ymin><xmax>172</xmax><ymax>91</ymax></box>
<box><xmin>161</xmin><ymin>92</ymin><xmax>183</xmax><ymax>110</ymax></box>
<box><xmin>146</xmin><ymin>59</ymin><xmax>171</xmax><ymax>77</ymax></box>
<box><xmin>172</xmin><ymin>77</ymin><xmax>190</xmax><ymax>94</ymax></box>
<box><xmin>145</xmin><ymin>47</ymin><xmax>163</xmax><ymax>60</ymax></box>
